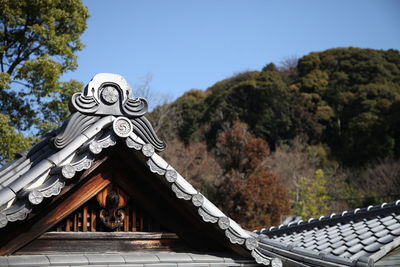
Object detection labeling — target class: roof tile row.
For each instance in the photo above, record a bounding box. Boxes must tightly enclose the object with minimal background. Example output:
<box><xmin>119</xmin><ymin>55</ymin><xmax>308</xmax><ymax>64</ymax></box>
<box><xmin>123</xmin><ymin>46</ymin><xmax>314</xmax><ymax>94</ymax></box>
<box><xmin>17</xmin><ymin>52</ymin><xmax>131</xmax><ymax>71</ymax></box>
<box><xmin>1</xmin><ymin>252</ymin><xmax>259</xmax><ymax>267</ymax></box>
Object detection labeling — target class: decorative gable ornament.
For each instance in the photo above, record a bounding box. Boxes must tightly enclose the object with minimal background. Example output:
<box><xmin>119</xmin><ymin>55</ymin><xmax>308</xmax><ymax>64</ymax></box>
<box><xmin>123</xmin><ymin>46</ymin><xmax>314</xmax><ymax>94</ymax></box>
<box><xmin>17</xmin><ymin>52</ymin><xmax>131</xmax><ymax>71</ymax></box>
<box><xmin>0</xmin><ymin>73</ymin><xmax>277</xmax><ymax>266</ymax></box>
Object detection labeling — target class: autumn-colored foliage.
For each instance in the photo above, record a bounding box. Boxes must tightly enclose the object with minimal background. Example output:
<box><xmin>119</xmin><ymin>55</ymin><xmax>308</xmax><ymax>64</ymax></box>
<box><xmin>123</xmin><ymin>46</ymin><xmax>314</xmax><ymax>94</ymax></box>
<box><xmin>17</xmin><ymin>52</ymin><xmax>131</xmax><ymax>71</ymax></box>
<box><xmin>161</xmin><ymin>139</ymin><xmax>222</xmax><ymax>199</ymax></box>
<box><xmin>214</xmin><ymin>120</ymin><xmax>290</xmax><ymax>229</ymax></box>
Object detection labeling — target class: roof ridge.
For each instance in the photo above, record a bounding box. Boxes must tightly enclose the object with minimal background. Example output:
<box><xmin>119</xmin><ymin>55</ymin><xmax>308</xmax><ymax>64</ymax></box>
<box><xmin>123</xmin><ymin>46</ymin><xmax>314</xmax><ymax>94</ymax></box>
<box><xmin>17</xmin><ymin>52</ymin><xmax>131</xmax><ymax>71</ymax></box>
<box><xmin>258</xmin><ymin>200</ymin><xmax>400</xmax><ymax>236</ymax></box>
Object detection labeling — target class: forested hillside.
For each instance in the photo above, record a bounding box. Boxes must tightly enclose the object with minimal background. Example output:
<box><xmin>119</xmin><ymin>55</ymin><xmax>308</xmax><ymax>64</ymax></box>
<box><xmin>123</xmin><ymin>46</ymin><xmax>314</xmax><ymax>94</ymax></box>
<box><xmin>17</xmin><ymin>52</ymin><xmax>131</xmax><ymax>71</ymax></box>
<box><xmin>149</xmin><ymin>47</ymin><xmax>400</xmax><ymax>229</ymax></box>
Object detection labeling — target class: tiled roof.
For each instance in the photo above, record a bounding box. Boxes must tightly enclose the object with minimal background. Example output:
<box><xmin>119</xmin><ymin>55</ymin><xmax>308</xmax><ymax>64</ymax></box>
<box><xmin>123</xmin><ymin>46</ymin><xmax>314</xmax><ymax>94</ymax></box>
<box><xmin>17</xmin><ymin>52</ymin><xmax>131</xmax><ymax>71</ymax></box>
<box><xmin>0</xmin><ymin>73</ymin><xmax>280</xmax><ymax>266</ymax></box>
<box><xmin>256</xmin><ymin>201</ymin><xmax>400</xmax><ymax>266</ymax></box>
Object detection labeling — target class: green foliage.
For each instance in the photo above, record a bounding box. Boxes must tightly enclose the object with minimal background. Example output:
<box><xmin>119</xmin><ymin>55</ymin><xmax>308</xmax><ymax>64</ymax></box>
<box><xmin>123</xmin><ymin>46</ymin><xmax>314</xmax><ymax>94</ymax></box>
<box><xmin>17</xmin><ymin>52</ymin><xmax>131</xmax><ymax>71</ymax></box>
<box><xmin>297</xmin><ymin>48</ymin><xmax>400</xmax><ymax>166</ymax></box>
<box><xmin>38</xmin><ymin>79</ymin><xmax>83</xmax><ymax>133</ymax></box>
<box><xmin>0</xmin><ymin>0</ymin><xmax>88</xmax><ymax>131</ymax></box>
<box><xmin>0</xmin><ymin>114</ymin><xmax>33</xmax><ymax>163</ymax></box>
<box><xmin>292</xmin><ymin>169</ymin><xmax>329</xmax><ymax>218</ymax></box>
<box><xmin>201</xmin><ymin>68</ymin><xmax>312</xmax><ymax>148</ymax></box>
<box><xmin>0</xmin><ymin>0</ymin><xmax>88</xmax><ymax>162</ymax></box>
<box><xmin>173</xmin><ymin>89</ymin><xmax>207</xmax><ymax>143</ymax></box>
<box><xmin>158</xmin><ymin>47</ymin><xmax>400</xmax><ymax>169</ymax></box>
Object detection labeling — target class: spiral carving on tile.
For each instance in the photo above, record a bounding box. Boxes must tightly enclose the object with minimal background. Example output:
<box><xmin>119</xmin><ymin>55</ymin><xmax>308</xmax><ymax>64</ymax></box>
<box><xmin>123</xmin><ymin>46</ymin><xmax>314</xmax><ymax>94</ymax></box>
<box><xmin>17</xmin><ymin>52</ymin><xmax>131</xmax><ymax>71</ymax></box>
<box><xmin>113</xmin><ymin>117</ymin><xmax>132</xmax><ymax>138</ymax></box>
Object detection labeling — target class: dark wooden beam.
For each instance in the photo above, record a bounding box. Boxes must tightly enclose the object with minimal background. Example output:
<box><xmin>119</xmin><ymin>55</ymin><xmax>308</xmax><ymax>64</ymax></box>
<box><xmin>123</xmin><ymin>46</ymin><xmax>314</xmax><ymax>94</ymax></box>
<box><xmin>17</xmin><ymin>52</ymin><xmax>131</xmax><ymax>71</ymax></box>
<box><xmin>16</xmin><ymin>232</ymin><xmax>184</xmax><ymax>255</ymax></box>
<box><xmin>0</xmin><ymin>162</ymin><xmax>112</xmax><ymax>255</ymax></box>
<box><xmin>115</xmin><ymin>148</ymin><xmax>251</xmax><ymax>257</ymax></box>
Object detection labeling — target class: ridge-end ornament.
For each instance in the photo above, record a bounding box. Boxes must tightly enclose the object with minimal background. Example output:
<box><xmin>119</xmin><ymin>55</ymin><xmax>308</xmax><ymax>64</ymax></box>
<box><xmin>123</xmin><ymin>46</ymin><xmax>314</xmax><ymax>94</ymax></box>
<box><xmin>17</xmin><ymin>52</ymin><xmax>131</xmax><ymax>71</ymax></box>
<box><xmin>113</xmin><ymin>117</ymin><xmax>132</xmax><ymax>138</ymax></box>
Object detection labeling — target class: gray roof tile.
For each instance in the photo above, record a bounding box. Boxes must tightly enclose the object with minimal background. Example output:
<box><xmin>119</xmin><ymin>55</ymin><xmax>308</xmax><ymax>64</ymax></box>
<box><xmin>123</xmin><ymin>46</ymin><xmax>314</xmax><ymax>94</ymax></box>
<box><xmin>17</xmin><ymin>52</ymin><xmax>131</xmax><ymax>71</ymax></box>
<box><xmin>0</xmin><ymin>257</ymin><xmax>8</xmax><ymax>267</ymax></box>
<box><xmin>341</xmin><ymin>228</ymin><xmax>354</xmax><ymax>237</ymax></box>
<box><xmin>392</xmin><ymin>228</ymin><xmax>400</xmax><ymax>236</ymax></box>
<box><xmin>330</xmin><ymin>240</ymin><xmax>345</xmax><ymax>249</ymax></box>
<box><xmin>85</xmin><ymin>254</ymin><xmax>125</xmax><ymax>264</ymax></box>
<box><xmin>143</xmin><ymin>264</ymin><xmax>177</xmax><ymax>267</ymax></box>
<box><xmin>47</xmin><ymin>255</ymin><xmax>89</xmax><ymax>265</ymax></box>
<box><xmin>377</xmin><ymin>235</ymin><xmax>394</xmax><ymax>244</ymax></box>
<box><xmin>303</xmin><ymin>240</ymin><xmax>316</xmax><ymax>247</ymax></box>
<box><xmin>330</xmin><ymin>236</ymin><xmax>342</xmax><ymax>244</ymax></box>
<box><xmin>317</xmin><ymin>242</ymin><xmax>330</xmax><ymax>251</ymax></box>
<box><xmin>382</xmin><ymin>218</ymin><xmax>397</xmax><ymax>226</ymax></box>
<box><xmin>388</xmin><ymin>222</ymin><xmax>400</xmax><ymax>231</ymax></box>
<box><xmin>344</xmin><ymin>233</ymin><xmax>357</xmax><ymax>242</ymax></box>
<box><xmin>346</xmin><ymin>238</ymin><xmax>360</xmax><ymax>247</ymax></box>
<box><xmin>122</xmin><ymin>253</ymin><xmax>160</xmax><ymax>264</ymax></box>
<box><xmin>360</xmin><ymin>231</ymin><xmax>374</xmax><ymax>239</ymax></box>
<box><xmin>367</xmin><ymin>221</ymin><xmax>381</xmax><ymax>229</ymax></box>
<box><xmin>349</xmin><ymin>249</ymin><xmax>368</xmax><ymax>260</ymax></box>
<box><xmin>361</xmin><ymin>236</ymin><xmax>377</xmax><ymax>246</ymax></box>
<box><xmin>7</xmin><ymin>255</ymin><xmax>50</xmax><ymax>266</ymax></box>
<box><xmin>339</xmin><ymin>251</ymin><xmax>353</xmax><ymax>258</ymax></box>
<box><xmin>364</xmin><ymin>242</ymin><xmax>383</xmax><ymax>253</ymax></box>
<box><xmin>257</xmin><ymin>200</ymin><xmax>400</xmax><ymax>266</ymax></box>
<box><xmin>209</xmin><ymin>264</ymin><xmax>240</xmax><ymax>267</ymax></box>
<box><xmin>371</xmin><ymin>225</ymin><xmax>385</xmax><ymax>233</ymax></box>
<box><xmin>348</xmin><ymin>243</ymin><xmax>364</xmax><ymax>254</ymax></box>
<box><xmin>356</xmin><ymin>227</ymin><xmax>369</xmax><ymax>235</ymax></box>
<box><xmin>155</xmin><ymin>252</ymin><xmax>193</xmax><ymax>263</ymax></box>
<box><xmin>331</xmin><ymin>246</ymin><xmax>347</xmax><ymax>256</ymax></box>
<box><xmin>375</xmin><ymin>229</ymin><xmax>390</xmax><ymax>238</ymax></box>
<box><xmin>380</xmin><ymin>215</ymin><xmax>394</xmax><ymax>222</ymax></box>
<box><xmin>322</xmin><ymin>247</ymin><xmax>333</xmax><ymax>254</ymax></box>
<box><xmin>188</xmin><ymin>253</ymin><xmax>226</xmax><ymax>263</ymax></box>
<box><xmin>177</xmin><ymin>264</ymin><xmax>209</xmax><ymax>267</ymax></box>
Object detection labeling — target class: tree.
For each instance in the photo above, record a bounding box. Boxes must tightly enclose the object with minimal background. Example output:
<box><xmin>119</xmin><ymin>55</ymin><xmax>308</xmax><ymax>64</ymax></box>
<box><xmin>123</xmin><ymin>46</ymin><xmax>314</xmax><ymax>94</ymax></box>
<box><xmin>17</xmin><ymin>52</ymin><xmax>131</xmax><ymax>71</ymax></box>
<box><xmin>0</xmin><ymin>113</ymin><xmax>32</xmax><ymax>164</ymax></box>
<box><xmin>292</xmin><ymin>169</ymin><xmax>330</xmax><ymax>219</ymax></box>
<box><xmin>0</xmin><ymin>0</ymin><xmax>88</xmax><ymax>133</ymax></box>
<box><xmin>161</xmin><ymin>139</ymin><xmax>222</xmax><ymax>200</ymax></box>
<box><xmin>354</xmin><ymin>158</ymin><xmax>400</xmax><ymax>203</ymax></box>
<box><xmin>297</xmin><ymin>48</ymin><xmax>400</xmax><ymax>166</ymax></box>
<box><xmin>214</xmin><ymin>120</ymin><xmax>290</xmax><ymax>229</ymax></box>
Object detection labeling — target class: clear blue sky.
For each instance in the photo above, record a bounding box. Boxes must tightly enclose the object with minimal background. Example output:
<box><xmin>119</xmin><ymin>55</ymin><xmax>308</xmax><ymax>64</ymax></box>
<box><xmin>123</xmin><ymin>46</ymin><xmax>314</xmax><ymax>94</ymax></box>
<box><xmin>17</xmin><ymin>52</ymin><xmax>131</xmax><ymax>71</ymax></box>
<box><xmin>62</xmin><ymin>0</ymin><xmax>400</xmax><ymax>103</ymax></box>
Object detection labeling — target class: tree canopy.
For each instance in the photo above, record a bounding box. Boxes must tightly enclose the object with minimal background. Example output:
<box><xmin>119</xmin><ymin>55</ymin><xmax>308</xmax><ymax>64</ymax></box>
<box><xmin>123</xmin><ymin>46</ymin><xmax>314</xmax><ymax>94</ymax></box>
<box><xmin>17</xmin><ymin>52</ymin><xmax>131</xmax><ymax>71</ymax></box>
<box><xmin>155</xmin><ymin>47</ymin><xmax>400</xmax><ymax>218</ymax></box>
<box><xmin>163</xmin><ymin>47</ymin><xmax>400</xmax><ymax>168</ymax></box>
<box><xmin>0</xmin><ymin>0</ymin><xmax>88</xmax><ymax>162</ymax></box>
<box><xmin>0</xmin><ymin>0</ymin><xmax>88</xmax><ymax>130</ymax></box>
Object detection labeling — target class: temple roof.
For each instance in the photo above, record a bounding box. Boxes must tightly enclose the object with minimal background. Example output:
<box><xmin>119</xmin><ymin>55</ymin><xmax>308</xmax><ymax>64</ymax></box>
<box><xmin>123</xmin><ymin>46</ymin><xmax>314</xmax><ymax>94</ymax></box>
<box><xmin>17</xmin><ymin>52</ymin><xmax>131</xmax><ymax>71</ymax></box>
<box><xmin>0</xmin><ymin>73</ymin><xmax>278</xmax><ymax>266</ymax></box>
<box><xmin>0</xmin><ymin>73</ymin><xmax>399</xmax><ymax>267</ymax></box>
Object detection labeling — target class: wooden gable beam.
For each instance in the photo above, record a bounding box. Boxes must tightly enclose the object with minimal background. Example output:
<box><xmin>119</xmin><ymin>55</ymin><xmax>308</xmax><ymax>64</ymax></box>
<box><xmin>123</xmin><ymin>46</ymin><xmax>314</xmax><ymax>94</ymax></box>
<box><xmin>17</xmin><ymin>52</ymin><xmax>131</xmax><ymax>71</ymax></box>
<box><xmin>0</xmin><ymin>158</ymin><xmax>111</xmax><ymax>255</ymax></box>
